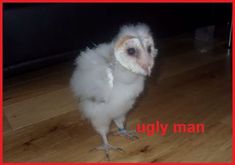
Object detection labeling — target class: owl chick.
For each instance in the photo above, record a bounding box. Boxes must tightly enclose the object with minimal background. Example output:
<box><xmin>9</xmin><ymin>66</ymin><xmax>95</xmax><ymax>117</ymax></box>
<box><xmin>70</xmin><ymin>23</ymin><xmax>158</xmax><ymax>159</ymax></box>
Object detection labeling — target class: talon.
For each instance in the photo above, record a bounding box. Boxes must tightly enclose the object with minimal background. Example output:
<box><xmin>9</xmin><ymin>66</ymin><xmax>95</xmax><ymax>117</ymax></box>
<box><xmin>89</xmin><ymin>143</ymin><xmax>124</xmax><ymax>160</ymax></box>
<box><xmin>112</xmin><ymin>128</ymin><xmax>140</xmax><ymax>140</ymax></box>
<box><xmin>105</xmin><ymin>152</ymin><xmax>110</xmax><ymax>161</ymax></box>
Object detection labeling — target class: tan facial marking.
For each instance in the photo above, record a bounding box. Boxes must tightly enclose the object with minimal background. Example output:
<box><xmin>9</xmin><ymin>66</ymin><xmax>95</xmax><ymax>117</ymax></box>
<box><xmin>115</xmin><ymin>35</ymin><xmax>136</xmax><ymax>49</ymax></box>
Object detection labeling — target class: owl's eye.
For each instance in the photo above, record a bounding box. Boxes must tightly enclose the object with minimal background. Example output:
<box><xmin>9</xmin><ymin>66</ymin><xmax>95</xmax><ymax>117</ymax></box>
<box><xmin>127</xmin><ymin>48</ymin><xmax>136</xmax><ymax>56</ymax></box>
<box><xmin>147</xmin><ymin>46</ymin><xmax>152</xmax><ymax>54</ymax></box>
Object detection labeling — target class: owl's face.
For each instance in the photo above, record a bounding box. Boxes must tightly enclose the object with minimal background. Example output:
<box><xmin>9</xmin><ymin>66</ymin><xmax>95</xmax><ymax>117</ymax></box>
<box><xmin>114</xmin><ymin>24</ymin><xmax>157</xmax><ymax>76</ymax></box>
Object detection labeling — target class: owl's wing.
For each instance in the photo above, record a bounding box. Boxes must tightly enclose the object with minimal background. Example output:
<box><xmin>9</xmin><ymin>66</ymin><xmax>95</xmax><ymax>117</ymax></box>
<box><xmin>70</xmin><ymin>44</ymin><xmax>113</xmax><ymax>103</ymax></box>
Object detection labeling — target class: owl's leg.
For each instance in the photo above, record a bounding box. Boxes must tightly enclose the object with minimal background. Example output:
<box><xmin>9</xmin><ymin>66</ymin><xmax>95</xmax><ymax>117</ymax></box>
<box><xmin>113</xmin><ymin>116</ymin><xmax>139</xmax><ymax>140</ymax></box>
<box><xmin>90</xmin><ymin>118</ymin><xmax>123</xmax><ymax>160</ymax></box>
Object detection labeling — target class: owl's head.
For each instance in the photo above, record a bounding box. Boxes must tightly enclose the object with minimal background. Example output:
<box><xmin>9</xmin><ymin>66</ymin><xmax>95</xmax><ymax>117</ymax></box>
<box><xmin>113</xmin><ymin>23</ymin><xmax>158</xmax><ymax>76</ymax></box>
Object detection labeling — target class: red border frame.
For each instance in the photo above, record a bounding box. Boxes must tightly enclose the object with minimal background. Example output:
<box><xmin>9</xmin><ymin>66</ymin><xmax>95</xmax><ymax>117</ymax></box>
<box><xmin>0</xmin><ymin>0</ymin><xmax>233</xmax><ymax>164</ymax></box>
<box><xmin>0</xmin><ymin>0</ymin><xmax>234</xmax><ymax>3</ymax></box>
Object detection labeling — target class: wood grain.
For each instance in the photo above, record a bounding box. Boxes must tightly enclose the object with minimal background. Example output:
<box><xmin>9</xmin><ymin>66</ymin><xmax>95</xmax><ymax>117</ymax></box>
<box><xmin>3</xmin><ymin>34</ymin><xmax>231</xmax><ymax>162</ymax></box>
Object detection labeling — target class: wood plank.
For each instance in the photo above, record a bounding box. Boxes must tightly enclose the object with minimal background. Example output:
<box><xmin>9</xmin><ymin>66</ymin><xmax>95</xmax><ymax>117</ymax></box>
<box><xmin>4</xmin><ymin>88</ymin><xmax>77</xmax><ymax>129</ymax></box>
<box><xmin>3</xmin><ymin>113</ymin><xmax>12</xmax><ymax>133</ymax></box>
<box><xmin>3</xmin><ymin>34</ymin><xmax>231</xmax><ymax>162</ymax></box>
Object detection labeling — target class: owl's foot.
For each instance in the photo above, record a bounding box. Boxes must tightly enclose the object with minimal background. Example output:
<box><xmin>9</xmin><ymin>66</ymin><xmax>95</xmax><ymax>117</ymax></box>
<box><xmin>89</xmin><ymin>143</ymin><xmax>124</xmax><ymax>160</ymax></box>
<box><xmin>112</xmin><ymin>128</ymin><xmax>139</xmax><ymax>140</ymax></box>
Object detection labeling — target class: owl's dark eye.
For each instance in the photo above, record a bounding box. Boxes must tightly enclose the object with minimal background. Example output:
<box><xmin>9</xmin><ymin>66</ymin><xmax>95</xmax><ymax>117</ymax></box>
<box><xmin>127</xmin><ymin>48</ymin><xmax>136</xmax><ymax>56</ymax></box>
<box><xmin>147</xmin><ymin>46</ymin><xmax>152</xmax><ymax>54</ymax></box>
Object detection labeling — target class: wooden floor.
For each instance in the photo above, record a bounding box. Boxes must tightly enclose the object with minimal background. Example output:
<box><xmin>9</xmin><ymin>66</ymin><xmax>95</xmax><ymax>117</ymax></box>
<box><xmin>3</xmin><ymin>33</ymin><xmax>232</xmax><ymax>162</ymax></box>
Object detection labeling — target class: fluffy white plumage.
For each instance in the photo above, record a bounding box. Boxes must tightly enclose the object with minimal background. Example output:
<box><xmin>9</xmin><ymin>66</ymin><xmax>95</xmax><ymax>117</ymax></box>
<box><xmin>70</xmin><ymin>23</ymin><xmax>157</xmax><ymax>159</ymax></box>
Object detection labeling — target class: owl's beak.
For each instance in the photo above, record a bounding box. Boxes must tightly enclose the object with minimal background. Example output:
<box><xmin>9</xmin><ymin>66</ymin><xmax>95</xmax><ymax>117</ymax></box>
<box><xmin>137</xmin><ymin>54</ymin><xmax>153</xmax><ymax>76</ymax></box>
<box><xmin>141</xmin><ymin>64</ymin><xmax>152</xmax><ymax>76</ymax></box>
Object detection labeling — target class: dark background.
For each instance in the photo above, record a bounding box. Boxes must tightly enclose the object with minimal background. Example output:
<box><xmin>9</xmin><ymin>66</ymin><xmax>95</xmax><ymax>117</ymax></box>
<box><xmin>3</xmin><ymin>3</ymin><xmax>232</xmax><ymax>77</ymax></box>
